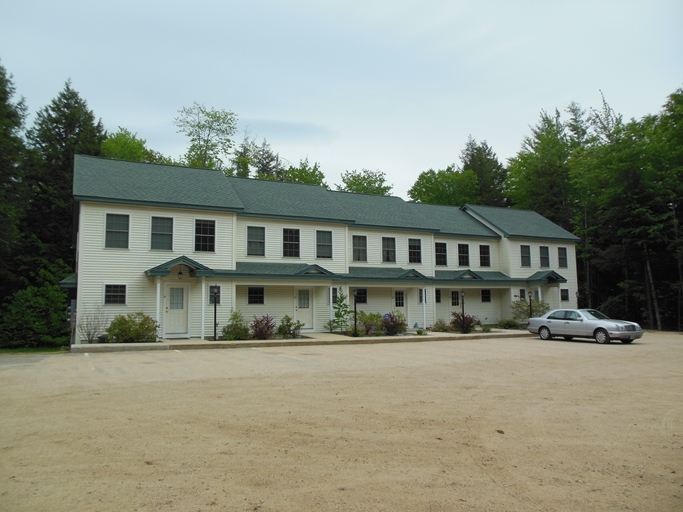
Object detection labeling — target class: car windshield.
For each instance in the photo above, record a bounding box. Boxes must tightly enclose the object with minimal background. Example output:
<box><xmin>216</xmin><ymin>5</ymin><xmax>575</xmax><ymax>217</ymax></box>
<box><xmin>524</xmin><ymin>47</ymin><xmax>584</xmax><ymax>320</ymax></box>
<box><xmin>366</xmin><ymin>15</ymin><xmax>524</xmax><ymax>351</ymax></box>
<box><xmin>582</xmin><ymin>309</ymin><xmax>610</xmax><ymax>320</ymax></box>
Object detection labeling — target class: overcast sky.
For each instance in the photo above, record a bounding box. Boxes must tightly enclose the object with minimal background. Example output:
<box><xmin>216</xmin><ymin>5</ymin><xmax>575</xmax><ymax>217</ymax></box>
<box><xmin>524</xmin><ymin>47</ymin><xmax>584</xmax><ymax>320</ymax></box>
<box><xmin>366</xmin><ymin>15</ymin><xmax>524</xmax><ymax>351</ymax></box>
<box><xmin>2</xmin><ymin>0</ymin><xmax>681</xmax><ymax>198</ymax></box>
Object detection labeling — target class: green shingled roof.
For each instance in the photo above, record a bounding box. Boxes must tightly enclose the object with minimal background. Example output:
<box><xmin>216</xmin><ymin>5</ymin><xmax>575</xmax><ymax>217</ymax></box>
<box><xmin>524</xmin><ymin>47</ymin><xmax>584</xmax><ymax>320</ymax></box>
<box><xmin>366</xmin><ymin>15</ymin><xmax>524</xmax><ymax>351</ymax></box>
<box><xmin>73</xmin><ymin>156</ymin><xmax>579</xmax><ymax>241</ymax></box>
<box><xmin>461</xmin><ymin>204</ymin><xmax>579</xmax><ymax>242</ymax></box>
<box><xmin>74</xmin><ymin>155</ymin><xmax>244</xmax><ymax>211</ymax></box>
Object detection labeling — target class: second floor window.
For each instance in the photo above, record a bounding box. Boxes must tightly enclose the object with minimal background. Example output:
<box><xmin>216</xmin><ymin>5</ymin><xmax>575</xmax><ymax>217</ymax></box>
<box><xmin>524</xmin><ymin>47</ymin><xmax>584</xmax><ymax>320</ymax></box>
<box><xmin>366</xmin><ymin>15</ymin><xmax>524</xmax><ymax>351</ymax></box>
<box><xmin>352</xmin><ymin>235</ymin><xmax>367</xmax><ymax>262</ymax></box>
<box><xmin>105</xmin><ymin>213</ymin><xmax>129</xmax><ymax>249</ymax></box>
<box><xmin>479</xmin><ymin>245</ymin><xmax>490</xmax><ymax>267</ymax></box>
<box><xmin>435</xmin><ymin>242</ymin><xmax>447</xmax><ymax>266</ymax></box>
<box><xmin>247</xmin><ymin>226</ymin><xmax>265</xmax><ymax>256</ymax></box>
<box><xmin>408</xmin><ymin>239</ymin><xmax>421</xmax><ymax>263</ymax></box>
<box><xmin>382</xmin><ymin>237</ymin><xmax>396</xmax><ymax>263</ymax></box>
<box><xmin>316</xmin><ymin>230</ymin><xmax>332</xmax><ymax>259</ymax></box>
<box><xmin>521</xmin><ymin>245</ymin><xmax>531</xmax><ymax>267</ymax></box>
<box><xmin>558</xmin><ymin>247</ymin><xmax>568</xmax><ymax>268</ymax></box>
<box><xmin>283</xmin><ymin>228</ymin><xmax>300</xmax><ymax>257</ymax></box>
<box><xmin>540</xmin><ymin>246</ymin><xmax>550</xmax><ymax>267</ymax></box>
<box><xmin>151</xmin><ymin>216</ymin><xmax>173</xmax><ymax>250</ymax></box>
<box><xmin>458</xmin><ymin>244</ymin><xmax>469</xmax><ymax>266</ymax></box>
<box><xmin>195</xmin><ymin>219</ymin><xmax>215</xmax><ymax>252</ymax></box>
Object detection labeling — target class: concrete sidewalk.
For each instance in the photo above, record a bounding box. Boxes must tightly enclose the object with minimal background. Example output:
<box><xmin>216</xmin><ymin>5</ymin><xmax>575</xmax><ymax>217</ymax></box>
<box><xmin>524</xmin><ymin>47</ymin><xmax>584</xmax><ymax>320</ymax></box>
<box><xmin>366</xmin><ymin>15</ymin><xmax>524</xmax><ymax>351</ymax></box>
<box><xmin>70</xmin><ymin>329</ymin><xmax>532</xmax><ymax>353</ymax></box>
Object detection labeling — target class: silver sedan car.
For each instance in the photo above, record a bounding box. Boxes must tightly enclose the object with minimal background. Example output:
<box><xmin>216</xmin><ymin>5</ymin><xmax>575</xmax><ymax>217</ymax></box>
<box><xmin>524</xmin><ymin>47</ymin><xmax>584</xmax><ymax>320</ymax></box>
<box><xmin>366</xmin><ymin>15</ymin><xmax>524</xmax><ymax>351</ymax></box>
<box><xmin>527</xmin><ymin>309</ymin><xmax>644</xmax><ymax>344</ymax></box>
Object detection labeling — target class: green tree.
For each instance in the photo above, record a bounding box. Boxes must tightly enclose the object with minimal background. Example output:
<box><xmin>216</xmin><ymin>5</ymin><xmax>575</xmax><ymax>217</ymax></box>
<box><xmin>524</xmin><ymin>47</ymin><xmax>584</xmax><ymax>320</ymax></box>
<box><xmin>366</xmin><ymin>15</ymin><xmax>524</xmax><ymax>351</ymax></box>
<box><xmin>101</xmin><ymin>127</ymin><xmax>169</xmax><ymax>163</ymax></box>
<box><xmin>22</xmin><ymin>80</ymin><xmax>105</xmax><ymax>271</ymax></box>
<box><xmin>460</xmin><ymin>136</ymin><xmax>508</xmax><ymax>206</ymax></box>
<box><xmin>335</xmin><ymin>169</ymin><xmax>392</xmax><ymax>195</ymax></box>
<box><xmin>506</xmin><ymin>109</ymin><xmax>572</xmax><ymax>230</ymax></box>
<box><xmin>280</xmin><ymin>158</ymin><xmax>329</xmax><ymax>187</ymax></box>
<box><xmin>252</xmin><ymin>139</ymin><xmax>283</xmax><ymax>179</ymax></box>
<box><xmin>174</xmin><ymin>102</ymin><xmax>237</xmax><ymax>170</ymax></box>
<box><xmin>226</xmin><ymin>135</ymin><xmax>255</xmax><ymax>177</ymax></box>
<box><xmin>0</xmin><ymin>62</ymin><xmax>28</xmax><ymax>300</ymax></box>
<box><xmin>407</xmin><ymin>166</ymin><xmax>478</xmax><ymax>205</ymax></box>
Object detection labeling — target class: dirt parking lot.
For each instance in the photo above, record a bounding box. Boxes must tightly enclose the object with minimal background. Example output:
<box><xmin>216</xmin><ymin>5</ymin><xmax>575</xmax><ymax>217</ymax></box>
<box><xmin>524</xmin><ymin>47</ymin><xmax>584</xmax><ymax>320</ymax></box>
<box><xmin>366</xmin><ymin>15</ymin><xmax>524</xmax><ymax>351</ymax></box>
<box><xmin>1</xmin><ymin>332</ymin><xmax>682</xmax><ymax>511</ymax></box>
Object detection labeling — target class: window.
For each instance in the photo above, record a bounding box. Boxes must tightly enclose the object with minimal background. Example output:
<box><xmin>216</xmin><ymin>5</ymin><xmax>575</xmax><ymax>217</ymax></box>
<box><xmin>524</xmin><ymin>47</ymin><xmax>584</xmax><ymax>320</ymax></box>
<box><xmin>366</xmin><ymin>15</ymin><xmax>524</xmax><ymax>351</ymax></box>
<box><xmin>105</xmin><ymin>214</ymin><xmax>129</xmax><ymax>248</ymax></box>
<box><xmin>479</xmin><ymin>245</ymin><xmax>490</xmax><ymax>267</ymax></box>
<box><xmin>352</xmin><ymin>235</ymin><xmax>367</xmax><ymax>262</ymax></box>
<box><xmin>451</xmin><ymin>291</ymin><xmax>460</xmax><ymax>307</ymax></box>
<box><xmin>435</xmin><ymin>289</ymin><xmax>441</xmax><ymax>303</ymax></box>
<box><xmin>382</xmin><ymin>237</ymin><xmax>396</xmax><ymax>263</ymax></box>
<box><xmin>247</xmin><ymin>226</ymin><xmax>265</xmax><ymax>256</ymax></box>
<box><xmin>283</xmin><ymin>228</ymin><xmax>300</xmax><ymax>257</ymax></box>
<box><xmin>317</xmin><ymin>230</ymin><xmax>332</xmax><ymax>259</ymax></box>
<box><xmin>540</xmin><ymin>246</ymin><xmax>550</xmax><ymax>267</ymax></box>
<box><xmin>151</xmin><ymin>216</ymin><xmax>173</xmax><ymax>250</ymax></box>
<box><xmin>248</xmin><ymin>287</ymin><xmax>265</xmax><ymax>304</ymax></box>
<box><xmin>209</xmin><ymin>285</ymin><xmax>221</xmax><ymax>305</ymax></box>
<box><xmin>521</xmin><ymin>245</ymin><xmax>531</xmax><ymax>267</ymax></box>
<box><xmin>558</xmin><ymin>247</ymin><xmax>568</xmax><ymax>268</ymax></box>
<box><xmin>330</xmin><ymin>287</ymin><xmax>338</xmax><ymax>304</ymax></box>
<box><xmin>481</xmin><ymin>289</ymin><xmax>491</xmax><ymax>303</ymax></box>
<box><xmin>519</xmin><ymin>289</ymin><xmax>526</xmax><ymax>300</ymax></box>
<box><xmin>561</xmin><ymin>289</ymin><xmax>570</xmax><ymax>301</ymax></box>
<box><xmin>353</xmin><ymin>288</ymin><xmax>368</xmax><ymax>304</ymax></box>
<box><xmin>395</xmin><ymin>291</ymin><xmax>404</xmax><ymax>308</ymax></box>
<box><xmin>458</xmin><ymin>244</ymin><xmax>469</xmax><ymax>266</ymax></box>
<box><xmin>408</xmin><ymin>239</ymin><xmax>421</xmax><ymax>263</ymax></box>
<box><xmin>195</xmin><ymin>219</ymin><xmax>215</xmax><ymax>252</ymax></box>
<box><xmin>104</xmin><ymin>284</ymin><xmax>126</xmax><ymax>305</ymax></box>
<box><xmin>435</xmin><ymin>242</ymin><xmax>447</xmax><ymax>266</ymax></box>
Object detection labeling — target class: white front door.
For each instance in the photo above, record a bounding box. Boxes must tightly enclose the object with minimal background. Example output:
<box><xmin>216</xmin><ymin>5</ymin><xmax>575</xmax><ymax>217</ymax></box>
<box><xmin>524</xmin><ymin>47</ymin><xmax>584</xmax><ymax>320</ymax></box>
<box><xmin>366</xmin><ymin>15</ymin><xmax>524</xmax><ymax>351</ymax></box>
<box><xmin>296</xmin><ymin>289</ymin><xmax>313</xmax><ymax>330</ymax></box>
<box><xmin>164</xmin><ymin>284</ymin><xmax>189</xmax><ymax>337</ymax></box>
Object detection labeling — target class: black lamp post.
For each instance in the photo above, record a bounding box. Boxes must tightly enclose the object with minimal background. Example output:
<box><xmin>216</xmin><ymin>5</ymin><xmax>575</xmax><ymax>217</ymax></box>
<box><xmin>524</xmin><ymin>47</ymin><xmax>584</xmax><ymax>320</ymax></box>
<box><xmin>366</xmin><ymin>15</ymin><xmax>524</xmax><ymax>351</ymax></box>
<box><xmin>210</xmin><ymin>285</ymin><xmax>219</xmax><ymax>341</ymax></box>
<box><xmin>460</xmin><ymin>290</ymin><xmax>465</xmax><ymax>333</ymax></box>
<box><xmin>528</xmin><ymin>289</ymin><xmax>533</xmax><ymax>318</ymax></box>
<box><xmin>353</xmin><ymin>289</ymin><xmax>358</xmax><ymax>337</ymax></box>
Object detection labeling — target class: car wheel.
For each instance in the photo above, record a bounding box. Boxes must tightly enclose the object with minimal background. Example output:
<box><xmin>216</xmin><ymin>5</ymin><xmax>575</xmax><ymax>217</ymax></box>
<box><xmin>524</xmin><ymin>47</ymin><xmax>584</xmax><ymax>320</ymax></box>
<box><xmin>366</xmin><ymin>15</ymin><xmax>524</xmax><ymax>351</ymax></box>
<box><xmin>621</xmin><ymin>339</ymin><xmax>634</xmax><ymax>344</ymax></box>
<box><xmin>595</xmin><ymin>328</ymin><xmax>610</xmax><ymax>344</ymax></box>
<box><xmin>539</xmin><ymin>326</ymin><xmax>552</xmax><ymax>340</ymax></box>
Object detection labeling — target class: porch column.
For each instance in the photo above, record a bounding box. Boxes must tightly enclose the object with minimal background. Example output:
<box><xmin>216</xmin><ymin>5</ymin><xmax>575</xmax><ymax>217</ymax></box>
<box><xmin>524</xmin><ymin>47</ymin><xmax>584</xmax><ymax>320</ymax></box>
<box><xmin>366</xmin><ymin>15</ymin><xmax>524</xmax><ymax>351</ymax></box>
<box><xmin>155</xmin><ymin>277</ymin><xmax>161</xmax><ymax>325</ymax></box>
<box><xmin>201</xmin><ymin>277</ymin><xmax>206</xmax><ymax>340</ymax></box>
<box><xmin>422</xmin><ymin>287</ymin><xmax>426</xmax><ymax>329</ymax></box>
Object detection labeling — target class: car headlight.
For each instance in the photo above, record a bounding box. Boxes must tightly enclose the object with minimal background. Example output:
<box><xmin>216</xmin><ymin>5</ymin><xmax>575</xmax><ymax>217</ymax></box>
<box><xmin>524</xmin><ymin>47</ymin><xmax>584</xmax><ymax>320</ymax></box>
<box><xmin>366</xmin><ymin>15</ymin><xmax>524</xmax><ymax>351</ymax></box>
<box><xmin>615</xmin><ymin>324</ymin><xmax>625</xmax><ymax>331</ymax></box>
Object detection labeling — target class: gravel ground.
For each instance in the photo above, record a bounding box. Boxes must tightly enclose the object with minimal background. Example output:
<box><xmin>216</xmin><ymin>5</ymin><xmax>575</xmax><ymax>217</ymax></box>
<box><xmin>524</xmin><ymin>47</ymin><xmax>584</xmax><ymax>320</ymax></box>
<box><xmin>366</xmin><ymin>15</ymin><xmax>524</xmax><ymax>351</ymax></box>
<box><xmin>1</xmin><ymin>332</ymin><xmax>682</xmax><ymax>511</ymax></box>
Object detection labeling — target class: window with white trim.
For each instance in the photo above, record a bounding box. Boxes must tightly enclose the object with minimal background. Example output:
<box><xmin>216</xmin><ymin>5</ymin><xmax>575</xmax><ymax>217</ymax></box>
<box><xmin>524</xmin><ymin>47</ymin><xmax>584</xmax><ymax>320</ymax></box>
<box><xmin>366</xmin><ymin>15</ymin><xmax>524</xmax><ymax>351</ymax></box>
<box><xmin>408</xmin><ymin>239</ymin><xmax>421</xmax><ymax>263</ymax></box>
<box><xmin>521</xmin><ymin>245</ymin><xmax>531</xmax><ymax>267</ymax></box>
<box><xmin>283</xmin><ymin>228</ymin><xmax>300</xmax><ymax>257</ymax></box>
<box><xmin>382</xmin><ymin>237</ymin><xmax>396</xmax><ymax>263</ymax></box>
<box><xmin>247</xmin><ymin>226</ymin><xmax>265</xmax><ymax>256</ymax></box>
<box><xmin>248</xmin><ymin>287</ymin><xmax>265</xmax><ymax>304</ymax></box>
<box><xmin>451</xmin><ymin>291</ymin><xmax>460</xmax><ymax>306</ymax></box>
<box><xmin>558</xmin><ymin>247</ymin><xmax>568</xmax><ymax>268</ymax></box>
<box><xmin>435</xmin><ymin>242</ymin><xmax>447</xmax><ymax>266</ymax></box>
<box><xmin>316</xmin><ymin>230</ymin><xmax>332</xmax><ymax>259</ymax></box>
<box><xmin>106</xmin><ymin>214</ymin><xmax>129</xmax><ymax>248</ymax></box>
<box><xmin>352</xmin><ymin>235</ymin><xmax>367</xmax><ymax>262</ymax></box>
<box><xmin>479</xmin><ymin>245</ymin><xmax>490</xmax><ymax>267</ymax></box>
<box><xmin>195</xmin><ymin>219</ymin><xmax>215</xmax><ymax>252</ymax></box>
<box><xmin>104</xmin><ymin>284</ymin><xmax>126</xmax><ymax>304</ymax></box>
<box><xmin>151</xmin><ymin>216</ymin><xmax>173</xmax><ymax>250</ymax></box>
<box><xmin>458</xmin><ymin>244</ymin><xmax>469</xmax><ymax>266</ymax></box>
<box><xmin>540</xmin><ymin>246</ymin><xmax>550</xmax><ymax>267</ymax></box>
<box><xmin>481</xmin><ymin>289</ymin><xmax>491</xmax><ymax>303</ymax></box>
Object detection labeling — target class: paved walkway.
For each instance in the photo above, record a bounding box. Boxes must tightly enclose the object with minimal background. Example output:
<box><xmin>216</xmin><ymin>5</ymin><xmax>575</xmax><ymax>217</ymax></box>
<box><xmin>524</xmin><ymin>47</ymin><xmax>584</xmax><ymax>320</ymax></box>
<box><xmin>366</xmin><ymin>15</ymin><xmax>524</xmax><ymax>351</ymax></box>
<box><xmin>70</xmin><ymin>329</ymin><xmax>531</xmax><ymax>353</ymax></box>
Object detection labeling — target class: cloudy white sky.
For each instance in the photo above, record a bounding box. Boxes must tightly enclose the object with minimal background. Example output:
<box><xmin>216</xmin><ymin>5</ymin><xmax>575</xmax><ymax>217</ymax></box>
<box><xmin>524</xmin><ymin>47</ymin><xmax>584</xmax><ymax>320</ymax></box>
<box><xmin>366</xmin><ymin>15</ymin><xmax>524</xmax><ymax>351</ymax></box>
<box><xmin>2</xmin><ymin>0</ymin><xmax>681</xmax><ymax>198</ymax></box>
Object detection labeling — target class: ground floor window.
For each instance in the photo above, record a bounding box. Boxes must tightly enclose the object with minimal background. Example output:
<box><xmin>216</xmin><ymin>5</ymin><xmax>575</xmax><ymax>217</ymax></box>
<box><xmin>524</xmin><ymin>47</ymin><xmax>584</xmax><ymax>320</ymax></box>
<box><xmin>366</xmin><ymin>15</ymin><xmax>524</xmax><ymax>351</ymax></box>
<box><xmin>354</xmin><ymin>288</ymin><xmax>368</xmax><ymax>304</ymax></box>
<box><xmin>481</xmin><ymin>289</ymin><xmax>491</xmax><ymax>302</ymax></box>
<box><xmin>435</xmin><ymin>289</ymin><xmax>441</xmax><ymax>303</ymax></box>
<box><xmin>248</xmin><ymin>287</ymin><xmax>265</xmax><ymax>304</ymax></box>
<box><xmin>561</xmin><ymin>289</ymin><xmax>570</xmax><ymax>301</ymax></box>
<box><xmin>104</xmin><ymin>284</ymin><xmax>126</xmax><ymax>305</ymax></box>
<box><xmin>519</xmin><ymin>289</ymin><xmax>526</xmax><ymax>300</ymax></box>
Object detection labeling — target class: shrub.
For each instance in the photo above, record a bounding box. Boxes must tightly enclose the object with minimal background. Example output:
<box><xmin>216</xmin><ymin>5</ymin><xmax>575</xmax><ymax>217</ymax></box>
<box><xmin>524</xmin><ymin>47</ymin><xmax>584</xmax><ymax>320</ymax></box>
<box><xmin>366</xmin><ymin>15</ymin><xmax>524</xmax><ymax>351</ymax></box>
<box><xmin>510</xmin><ymin>295</ymin><xmax>550</xmax><ymax>323</ymax></box>
<box><xmin>277</xmin><ymin>315</ymin><xmax>304</xmax><ymax>339</ymax></box>
<box><xmin>358</xmin><ymin>311</ymin><xmax>384</xmax><ymax>336</ymax></box>
<box><xmin>498</xmin><ymin>318</ymin><xmax>520</xmax><ymax>329</ymax></box>
<box><xmin>481</xmin><ymin>325</ymin><xmax>492</xmax><ymax>333</ymax></box>
<box><xmin>431</xmin><ymin>319</ymin><xmax>451</xmax><ymax>332</ymax></box>
<box><xmin>451</xmin><ymin>311</ymin><xmax>478</xmax><ymax>334</ymax></box>
<box><xmin>383</xmin><ymin>310</ymin><xmax>407</xmax><ymax>336</ymax></box>
<box><xmin>328</xmin><ymin>287</ymin><xmax>352</xmax><ymax>332</ymax></box>
<box><xmin>78</xmin><ymin>306</ymin><xmax>108</xmax><ymax>344</ymax></box>
<box><xmin>106</xmin><ymin>312</ymin><xmax>159</xmax><ymax>343</ymax></box>
<box><xmin>251</xmin><ymin>314</ymin><xmax>276</xmax><ymax>340</ymax></box>
<box><xmin>222</xmin><ymin>311</ymin><xmax>250</xmax><ymax>340</ymax></box>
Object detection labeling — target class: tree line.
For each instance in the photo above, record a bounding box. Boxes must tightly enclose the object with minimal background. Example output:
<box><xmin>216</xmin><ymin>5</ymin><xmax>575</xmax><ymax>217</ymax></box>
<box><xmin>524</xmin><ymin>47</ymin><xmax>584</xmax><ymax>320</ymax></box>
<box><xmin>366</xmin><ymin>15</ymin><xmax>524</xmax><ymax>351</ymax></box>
<box><xmin>0</xmin><ymin>58</ymin><xmax>681</xmax><ymax>347</ymax></box>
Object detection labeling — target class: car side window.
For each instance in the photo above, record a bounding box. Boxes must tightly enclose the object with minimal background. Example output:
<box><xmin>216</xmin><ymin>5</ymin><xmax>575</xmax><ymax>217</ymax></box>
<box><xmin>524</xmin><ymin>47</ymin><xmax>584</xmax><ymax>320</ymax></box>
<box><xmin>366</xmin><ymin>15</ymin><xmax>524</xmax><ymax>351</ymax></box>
<box><xmin>548</xmin><ymin>312</ymin><xmax>563</xmax><ymax>320</ymax></box>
